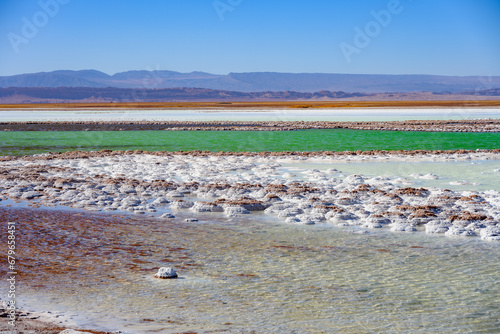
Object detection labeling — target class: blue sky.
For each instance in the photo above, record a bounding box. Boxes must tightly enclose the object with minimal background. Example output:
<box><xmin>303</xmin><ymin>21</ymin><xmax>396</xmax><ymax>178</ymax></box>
<box><xmin>0</xmin><ymin>0</ymin><xmax>499</xmax><ymax>76</ymax></box>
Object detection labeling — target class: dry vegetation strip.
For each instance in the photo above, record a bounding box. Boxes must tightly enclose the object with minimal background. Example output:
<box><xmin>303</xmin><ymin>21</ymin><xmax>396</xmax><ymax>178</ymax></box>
<box><xmin>1</xmin><ymin>100</ymin><xmax>500</xmax><ymax>110</ymax></box>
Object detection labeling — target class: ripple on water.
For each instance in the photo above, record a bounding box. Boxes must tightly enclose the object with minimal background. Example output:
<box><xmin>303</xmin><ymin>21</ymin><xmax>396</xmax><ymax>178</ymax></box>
<box><xmin>1</xmin><ymin>207</ymin><xmax>499</xmax><ymax>333</ymax></box>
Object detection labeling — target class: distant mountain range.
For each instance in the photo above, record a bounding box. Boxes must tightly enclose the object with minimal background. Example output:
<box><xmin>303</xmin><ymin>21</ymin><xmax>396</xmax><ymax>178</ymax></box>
<box><xmin>1</xmin><ymin>87</ymin><xmax>499</xmax><ymax>104</ymax></box>
<box><xmin>0</xmin><ymin>87</ymin><xmax>371</xmax><ymax>103</ymax></box>
<box><xmin>1</xmin><ymin>70</ymin><xmax>500</xmax><ymax>93</ymax></box>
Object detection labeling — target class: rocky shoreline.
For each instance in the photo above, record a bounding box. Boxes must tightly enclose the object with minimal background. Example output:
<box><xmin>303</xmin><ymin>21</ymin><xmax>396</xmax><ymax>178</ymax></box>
<box><xmin>1</xmin><ymin>119</ymin><xmax>500</xmax><ymax>132</ymax></box>
<box><xmin>1</xmin><ymin>151</ymin><xmax>499</xmax><ymax>241</ymax></box>
<box><xmin>2</xmin><ymin>148</ymin><xmax>500</xmax><ymax>162</ymax></box>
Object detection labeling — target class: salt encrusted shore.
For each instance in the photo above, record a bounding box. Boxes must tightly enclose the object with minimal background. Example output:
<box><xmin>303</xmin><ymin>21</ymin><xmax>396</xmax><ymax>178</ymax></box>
<box><xmin>0</xmin><ymin>298</ymin><xmax>109</xmax><ymax>334</ymax></box>
<box><xmin>1</xmin><ymin>148</ymin><xmax>500</xmax><ymax>162</ymax></box>
<box><xmin>1</xmin><ymin>150</ymin><xmax>499</xmax><ymax>241</ymax></box>
<box><xmin>1</xmin><ymin>119</ymin><xmax>500</xmax><ymax>132</ymax></box>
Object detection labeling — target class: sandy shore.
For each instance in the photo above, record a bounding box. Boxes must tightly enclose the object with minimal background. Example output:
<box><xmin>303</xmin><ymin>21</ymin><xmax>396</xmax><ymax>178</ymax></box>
<box><xmin>2</xmin><ymin>119</ymin><xmax>500</xmax><ymax>132</ymax></box>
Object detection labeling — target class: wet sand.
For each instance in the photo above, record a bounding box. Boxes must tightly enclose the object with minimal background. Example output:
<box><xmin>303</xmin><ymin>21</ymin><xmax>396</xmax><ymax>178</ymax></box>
<box><xmin>0</xmin><ymin>207</ymin><xmax>144</xmax><ymax>334</ymax></box>
<box><xmin>0</xmin><ymin>309</ymin><xmax>108</xmax><ymax>334</ymax></box>
<box><xmin>2</xmin><ymin>119</ymin><xmax>500</xmax><ymax>132</ymax></box>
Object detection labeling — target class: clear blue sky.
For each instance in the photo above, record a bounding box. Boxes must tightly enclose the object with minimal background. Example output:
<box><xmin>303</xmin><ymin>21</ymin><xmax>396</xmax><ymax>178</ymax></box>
<box><xmin>0</xmin><ymin>0</ymin><xmax>499</xmax><ymax>76</ymax></box>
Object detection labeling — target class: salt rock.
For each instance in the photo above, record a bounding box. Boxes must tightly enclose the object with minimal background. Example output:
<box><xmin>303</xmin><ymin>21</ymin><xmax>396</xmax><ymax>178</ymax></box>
<box><xmin>297</xmin><ymin>213</ymin><xmax>325</xmax><ymax>222</ymax></box>
<box><xmin>59</xmin><ymin>330</ymin><xmax>88</xmax><ymax>334</ymax></box>
<box><xmin>326</xmin><ymin>168</ymin><xmax>340</xmax><ymax>173</ymax></box>
<box><xmin>176</xmin><ymin>186</ymin><xmax>192</xmax><ymax>194</ymax></box>
<box><xmin>160</xmin><ymin>213</ymin><xmax>175</xmax><ymax>219</ymax></box>
<box><xmin>191</xmin><ymin>202</ymin><xmax>224</xmax><ymax>212</ymax></box>
<box><xmin>154</xmin><ymin>267</ymin><xmax>178</xmax><ymax>279</ymax></box>
<box><xmin>298</xmin><ymin>202</ymin><xmax>313</xmax><ymax>210</ymax></box>
<box><xmin>237</xmin><ymin>200</ymin><xmax>267</xmax><ymax>211</ymax></box>
<box><xmin>119</xmin><ymin>185</ymin><xmax>136</xmax><ymax>194</ymax></box>
<box><xmin>224</xmin><ymin>206</ymin><xmax>251</xmax><ymax>216</ymax></box>
<box><xmin>444</xmin><ymin>226</ymin><xmax>477</xmax><ymax>237</ymax></box>
<box><xmin>96</xmin><ymin>195</ymin><xmax>113</xmax><ymax>202</ymax></box>
<box><xmin>165</xmin><ymin>191</ymin><xmax>184</xmax><ymax>198</ymax></box>
<box><xmin>425</xmin><ymin>220</ymin><xmax>452</xmax><ymax>234</ymax></box>
<box><xmin>285</xmin><ymin>217</ymin><xmax>301</xmax><ymax>224</ymax></box>
<box><xmin>121</xmin><ymin>197</ymin><xmax>141</xmax><ymax>207</ymax></box>
<box><xmin>263</xmin><ymin>194</ymin><xmax>282</xmax><ymax>203</ymax></box>
<box><xmin>81</xmin><ymin>199</ymin><xmax>97</xmax><ymax>206</ymax></box>
<box><xmin>54</xmin><ymin>179</ymin><xmax>76</xmax><ymax>189</ymax></box>
<box><xmin>363</xmin><ymin>221</ymin><xmax>383</xmax><ymax>229</ymax></box>
<box><xmin>171</xmin><ymin>200</ymin><xmax>194</xmax><ymax>209</ymax></box>
<box><xmin>336</xmin><ymin>197</ymin><xmax>357</xmax><ymax>205</ymax></box>
<box><xmin>21</xmin><ymin>191</ymin><xmax>42</xmax><ymax>199</ymax></box>
<box><xmin>479</xmin><ymin>225</ymin><xmax>500</xmax><ymax>241</ymax></box>
<box><xmin>277</xmin><ymin>207</ymin><xmax>304</xmax><ymax>218</ymax></box>
<box><xmin>6</xmin><ymin>189</ymin><xmax>23</xmax><ymax>198</ymax></box>
<box><xmin>390</xmin><ymin>222</ymin><xmax>417</xmax><ymax>232</ymax></box>
<box><xmin>264</xmin><ymin>203</ymin><xmax>294</xmax><ymax>214</ymax></box>
<box><xmin>343</xmin><ymin>174</ymin><xmax>365</xmax><ymax>185</ymax></box>
<box><xmin>328</xmin><ymin>212</ymin><xmax>358</xmax><ymax>224</ymax></box>
<box><xmin>465</xmin><ymin>222</ymin><xmax>487</xmax><ymax>233</ymax></box>
<box><xmin>362</xmin><ymin>216</ymin><xmax>391</xmax><ymax>229</ymax></box>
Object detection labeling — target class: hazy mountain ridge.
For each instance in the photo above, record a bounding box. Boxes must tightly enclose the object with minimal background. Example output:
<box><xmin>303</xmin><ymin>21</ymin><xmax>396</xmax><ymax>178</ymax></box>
<box><xmin>1</xmin><ymin>87</ymin><xmax>499</xmax><ymax>104</ymax></box>
<box><xmin>1</xmin><ymin>70</ymin><xmax>499</xmax><ymax>93</ymax></box>
<box><xmin>0</xmin><ymin>87</ymin><xmax>371</xmax><ymax>103</ymax></box>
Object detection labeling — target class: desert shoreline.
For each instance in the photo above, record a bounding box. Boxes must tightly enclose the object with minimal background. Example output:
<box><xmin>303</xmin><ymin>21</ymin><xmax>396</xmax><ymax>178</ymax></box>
<box><xmin>1</xmin><ymin>100</ymin><xmax>500</xmax><ymax>110</ymax></box>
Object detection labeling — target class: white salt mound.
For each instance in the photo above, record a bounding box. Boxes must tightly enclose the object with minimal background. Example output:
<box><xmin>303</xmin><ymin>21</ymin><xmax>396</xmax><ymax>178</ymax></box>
<box><xmin>154</xmin><ymin>267</ymin><xmax>178</xmax><ymax>279</ymax></box>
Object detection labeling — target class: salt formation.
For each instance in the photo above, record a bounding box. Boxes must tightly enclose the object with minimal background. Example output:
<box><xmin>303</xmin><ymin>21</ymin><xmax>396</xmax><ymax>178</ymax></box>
<box><xmin>0</xmin><ymin>151</ymin><xmax>499</xmax><ymax>242</ymax></box>
<box><xmin>154</xmin><ymin>267</ymin><xmax>178</xmax><ymax>279</ymax></box>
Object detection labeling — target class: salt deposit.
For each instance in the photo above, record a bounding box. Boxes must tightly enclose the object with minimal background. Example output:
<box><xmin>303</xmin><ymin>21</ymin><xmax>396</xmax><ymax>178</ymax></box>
<box><xmin>154</xmin><ymin>267</ymin><xmax>178</xmax><ymax>279</ymax></box>
<box><xmin>0</xmin><ymin>151</ymin><xmax>499</xmax><ymax>242</ymax></box>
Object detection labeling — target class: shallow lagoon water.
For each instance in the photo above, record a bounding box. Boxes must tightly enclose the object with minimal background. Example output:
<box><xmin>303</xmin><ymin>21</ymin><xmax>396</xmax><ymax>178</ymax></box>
<box><xmin>1</xmin><ymin>108</ymin><xmax>499</xmax><ymax>332</ymax></box>
<box><xmin>1</xmin><ymin>129</ymin><xmax>500</xmax><ymax>156</ymax></box>
<box><xmin>0</xmin><ymin>153</ymin><xmax>499</xmax><ymax>333</ymax></box>
<box><xmin>1</xmin><ymin>107</ymin><xmax>499</xmax><ymax>122</ymax></box>
<box><xmin>280</xmin><ymin>159</ymin><xmax>500</xmax><ymax>192</ymax></box>
<box><xmin>3</xmin><ymin>210</ymin><xmax>498</xmax><ymax>333</ymax></box>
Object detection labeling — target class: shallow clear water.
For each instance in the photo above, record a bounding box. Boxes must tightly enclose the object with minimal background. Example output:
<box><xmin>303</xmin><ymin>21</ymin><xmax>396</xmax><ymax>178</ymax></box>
<box><xmin>1</xmin><ymin>155</ymin><xmax>499</xmax><ymax>333</ymax></box>
<box><xmin>5</xmin><ymin>212</ymin><xmax>499</xmax><ymax>333</ymax></box>
<box><xmin>1</xmin><ymin>129</ymin><xmax>500</xmax><ymax>156</ymax></box>
<box><xmin>1</xmin><ymin>107</ymin><xmax>499</xmax><ymax>333</ymax></box>
<box><xmin>279</xmin><ymin>159</ymin><xmax>500</xmax><ymax>192</ymax></box>
<box><xmin>1</xmin><ymin>107</ymin><xmax>499</xmax><ymax>122</ymax></box>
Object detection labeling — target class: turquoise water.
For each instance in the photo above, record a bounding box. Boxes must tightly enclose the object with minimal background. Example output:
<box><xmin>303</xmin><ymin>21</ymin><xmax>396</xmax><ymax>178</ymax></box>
<box><xmin>1</xmin><ymin>129</ymin><xmax>499</xmax><ymax>156</ymax></box>
<box><xmin>1</xmin><ymin>112</ymin><xmax>499</xmax><ymax>333</ymax></box>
